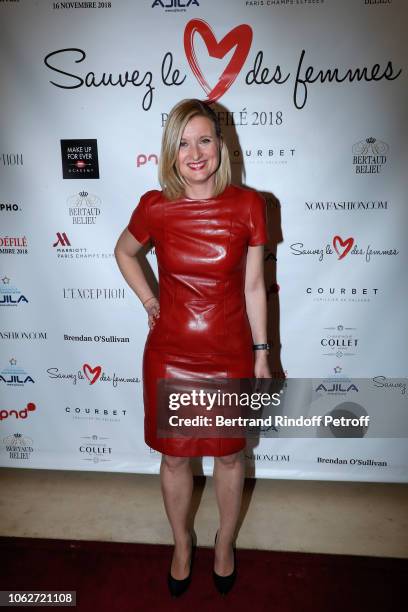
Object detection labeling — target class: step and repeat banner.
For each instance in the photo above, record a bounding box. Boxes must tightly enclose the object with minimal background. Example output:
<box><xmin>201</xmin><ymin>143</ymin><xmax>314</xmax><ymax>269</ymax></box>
<box><xmin>1</xmin><ymin>0</ymin><xmax>407</xmax><ymax>482</ymax></box>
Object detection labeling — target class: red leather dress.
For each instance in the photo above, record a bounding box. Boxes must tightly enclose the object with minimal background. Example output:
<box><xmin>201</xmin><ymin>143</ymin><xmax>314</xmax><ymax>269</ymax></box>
<box><xmin>127</xmin><ymin>184</ymin><xmax>268</xmax><ymax>456</ymax></box>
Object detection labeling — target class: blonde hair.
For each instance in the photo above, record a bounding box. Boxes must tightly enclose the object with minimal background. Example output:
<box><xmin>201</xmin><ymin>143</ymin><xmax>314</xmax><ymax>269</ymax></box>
<box><xmin>158</xmin><ymin>99</ymin><xmax>231</xmax><ymax>201</ymax></box>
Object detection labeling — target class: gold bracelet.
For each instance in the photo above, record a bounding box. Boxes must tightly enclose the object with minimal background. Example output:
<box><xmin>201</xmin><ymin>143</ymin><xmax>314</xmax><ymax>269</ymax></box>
<box><xmin>142</xmin><ymin>296</ymin><xmax>156</xmax><ymax>307</ymax></box>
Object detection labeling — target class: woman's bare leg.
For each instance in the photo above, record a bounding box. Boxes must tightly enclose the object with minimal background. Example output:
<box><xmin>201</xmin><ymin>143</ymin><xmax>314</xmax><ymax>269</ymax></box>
<box><xmin>213</xmin><ymin>450</ymin><xmax>245</xmax><ymax>575</ymax></box>
<box><xmin>160</xmin><ymin>454</ymin><xmax>194</xmax><ymax>579</ymax></box>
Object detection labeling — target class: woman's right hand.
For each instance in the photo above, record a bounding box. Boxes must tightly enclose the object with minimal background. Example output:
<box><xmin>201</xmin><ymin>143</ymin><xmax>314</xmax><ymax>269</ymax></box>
<box><xmin>143</xmin><ymin>297</ymin><xmax>160</xmax><ymax>329</ymax></box>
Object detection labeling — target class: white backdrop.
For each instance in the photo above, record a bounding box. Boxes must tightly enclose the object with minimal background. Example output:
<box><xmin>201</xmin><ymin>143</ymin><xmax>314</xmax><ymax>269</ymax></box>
<box><xmin>1</xmin><ymin>0</ymin><xmax>407</xmax><ymax>482</ymax></box>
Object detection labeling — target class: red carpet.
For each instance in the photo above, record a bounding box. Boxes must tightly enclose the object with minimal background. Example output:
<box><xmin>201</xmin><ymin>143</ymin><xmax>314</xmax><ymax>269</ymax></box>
<box><xmin>0</xmin><ymin>537</ymin><xmax>406</xmax><ymax>611</ymax></box>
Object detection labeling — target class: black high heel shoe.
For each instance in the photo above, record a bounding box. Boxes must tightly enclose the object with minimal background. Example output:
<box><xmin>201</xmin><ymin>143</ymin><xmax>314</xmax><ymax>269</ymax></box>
<box><xmin>167</xmin><ymin>530</ymin><xmax>196</xmax><ymax>598</ymax></box>
<box><xmin>213</xmin><ymin>530</ymin><xmax>237</xmax><ymax>595</ymax></box>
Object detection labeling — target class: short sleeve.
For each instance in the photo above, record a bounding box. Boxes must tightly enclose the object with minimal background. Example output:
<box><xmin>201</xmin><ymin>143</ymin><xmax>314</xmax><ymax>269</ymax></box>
<box><xmin>248</xmin><ymin>192</ymin><xmax>268</xmax><ymax>246</ymax></box>
<box><xmin>127</xmin><ymin>192</ymin><xmax>151</xmax><ymax>245</ymax></box>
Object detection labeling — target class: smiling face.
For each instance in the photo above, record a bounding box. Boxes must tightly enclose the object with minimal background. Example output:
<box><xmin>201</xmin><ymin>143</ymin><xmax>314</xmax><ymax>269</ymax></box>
<box><xmin>177</xmin><ymin>115</ymin><xmax>221</xmax><ymax>197</ymax></box>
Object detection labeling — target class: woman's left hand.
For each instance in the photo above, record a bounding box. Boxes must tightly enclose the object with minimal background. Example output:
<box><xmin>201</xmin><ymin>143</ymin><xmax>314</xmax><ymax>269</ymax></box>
<box><xmin>254</xmin><ymin>353</ymin><xmax>271</xmax><ymax>378</ymax></box>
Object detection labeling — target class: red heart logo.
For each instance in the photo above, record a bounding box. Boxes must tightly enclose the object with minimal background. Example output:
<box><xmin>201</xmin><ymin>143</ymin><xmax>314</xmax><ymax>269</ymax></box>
<box><xmin>184</xmin><ymin>19</ymin><xmax>253</xmax><ymax>103</ymax></box>
<box><xmin>83</xmin><ymin>363</ymin><xmax>102</xmax><ymax>385</ymax></box>
<box><xmin>333</xmin><ymin>235</ymin><xmax>354</xmax><ymax>260</ymax></box>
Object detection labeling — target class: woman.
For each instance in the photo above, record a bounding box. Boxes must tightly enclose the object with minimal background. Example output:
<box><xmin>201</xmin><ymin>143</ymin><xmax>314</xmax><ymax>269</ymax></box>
<box><xmin>114</xmin><ymin>98</ymin><xmax>271</xmax><ymax>597</ymax></box>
